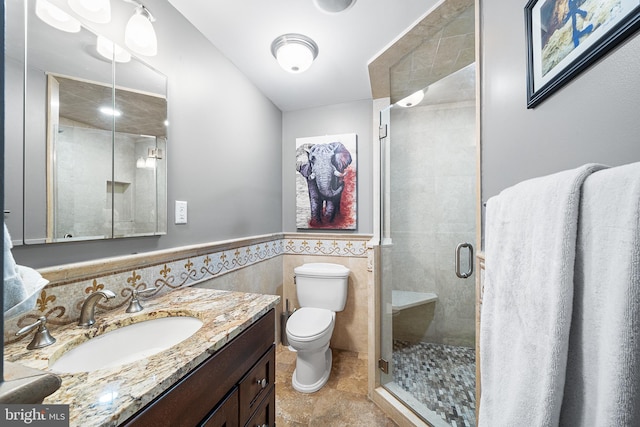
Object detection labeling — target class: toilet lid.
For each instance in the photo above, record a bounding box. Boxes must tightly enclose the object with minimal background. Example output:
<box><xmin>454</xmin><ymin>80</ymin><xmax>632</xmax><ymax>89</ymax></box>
<box><xmin>287</xmin><ymin>307</ymin><xmax>333</xmax><ymax>339</ymax></box>
<box><xmin>294</xmin><ymin>263</ymin><xmax>350</xmax><ymax>278</ymax></box>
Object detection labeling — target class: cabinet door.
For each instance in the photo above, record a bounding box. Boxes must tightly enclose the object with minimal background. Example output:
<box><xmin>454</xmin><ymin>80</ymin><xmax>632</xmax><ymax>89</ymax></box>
<box><xmin>200</xmin><ymin>387</ymin><xmax>239</xmax><ymax>427</ymax></box>
<box><xmin>243</xmin><ymin>387</ymin><xmax>274</xmax><ymax>427</ymax></box>
<box><xmin>239</xmin><ymin>345</ymin><xmax>275</xmax><ymax>425</ymax></box>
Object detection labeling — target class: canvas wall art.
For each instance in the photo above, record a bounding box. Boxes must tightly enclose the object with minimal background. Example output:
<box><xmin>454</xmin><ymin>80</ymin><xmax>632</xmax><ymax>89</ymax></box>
<box><xmin>295</xmin><ymin>133</ymin><xmax>357</xmax><ymax>230</ymax></box>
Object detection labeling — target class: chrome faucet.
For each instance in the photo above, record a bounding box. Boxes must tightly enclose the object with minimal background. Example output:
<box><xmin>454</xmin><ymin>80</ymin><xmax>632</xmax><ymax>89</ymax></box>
<box><xmin>79</xmin><ymin>290</ymin><xmax>115</xmax><ymax>327</ymax></box>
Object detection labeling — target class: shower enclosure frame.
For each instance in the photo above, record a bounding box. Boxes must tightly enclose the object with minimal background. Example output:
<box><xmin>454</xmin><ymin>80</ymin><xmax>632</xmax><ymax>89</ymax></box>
<box><xmin>366</xmin><ymin>0</ymin><xmax>484</xmax><ymax>424</ymax></box>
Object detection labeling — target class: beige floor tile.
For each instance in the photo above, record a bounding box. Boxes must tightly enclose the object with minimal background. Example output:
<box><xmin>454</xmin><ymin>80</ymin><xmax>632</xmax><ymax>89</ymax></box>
<box><xmin>275</xmin><ymin>345</ymin><xmax>397</xmax><ymax>427</ymax></box>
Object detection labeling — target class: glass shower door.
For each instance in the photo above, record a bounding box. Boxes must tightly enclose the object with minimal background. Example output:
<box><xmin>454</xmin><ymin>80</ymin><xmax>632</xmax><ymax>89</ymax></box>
<box><xmin>378</xmin><ymin>64</ymin><xmax>477</xmax><ymax>427</ymax></box>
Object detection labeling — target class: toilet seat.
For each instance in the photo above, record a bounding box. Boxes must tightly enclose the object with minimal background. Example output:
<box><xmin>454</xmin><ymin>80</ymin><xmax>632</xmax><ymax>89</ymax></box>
<box><xmin>286</xmin><ymin>307</ymin><xmax>334</xmax><ymax>342</ymax></box>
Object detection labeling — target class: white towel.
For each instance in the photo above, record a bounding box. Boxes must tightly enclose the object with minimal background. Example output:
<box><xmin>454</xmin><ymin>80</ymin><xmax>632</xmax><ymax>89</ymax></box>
<box><xmin>3</xmin><ymin>222</ymin><xmax>27</xmax><ymax>313</ymax></box>
<box><xmin>479</xmin><ymin>163</ymin><xmax>605</xmax><ymax>427</ymax></box>
<box><xmin>559</xmin><ymin>162</ymin><xmax>640</xmax><ymax>426</ymax></box>
<box><xmin>3</xmin><ymin>223</ymin><xmax>49</xmax><ymax>318</ymax></box>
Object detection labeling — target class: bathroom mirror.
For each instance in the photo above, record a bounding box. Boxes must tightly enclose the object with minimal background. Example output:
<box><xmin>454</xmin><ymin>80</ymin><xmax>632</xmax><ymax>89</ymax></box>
<box><xmin>13</xmin><ymin>0</ymin><xmax>168</xmax><ymax>243</ymax></box>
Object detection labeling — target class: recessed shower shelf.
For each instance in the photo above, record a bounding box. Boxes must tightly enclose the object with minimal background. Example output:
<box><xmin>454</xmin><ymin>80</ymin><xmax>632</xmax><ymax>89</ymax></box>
<box><xmin>391</xmin><ymin>290</ymin><xmax>438</xmax><ymax>314</ymax></box>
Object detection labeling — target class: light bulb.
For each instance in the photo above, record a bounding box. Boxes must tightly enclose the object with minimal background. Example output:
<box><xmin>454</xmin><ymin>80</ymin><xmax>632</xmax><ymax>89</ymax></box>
<box><xmin>36</xmin><ymin>0</ymin><xmax>81</xmax><ymax>33</ymax></box>
<box><xmin>96</xmin><ymin>35</ymin><xmax>131</xmax><ymax>63</ymax></box>
<box><xmin>99</xmin><ymin>106</ymin><xmax>121</xmax><ymax>117</ymax></box>
<box><xmin>68</xmin><ymin>0</ymin><xmax>111</xmax><ymax>24</ymax></box>
<box><xmin>397</xmin><ymin>90</ymin><xmax>425</xmax><ymax>108</ymax></box>
<box><xmin>277</xmin><ymin>44</ymin><xmax>314</xmax><ymax>73</ymax></box>
<box><xmin>125</xmin><ymin>9</ymin><xmax>158</xmax><ymax>56</ymax></box>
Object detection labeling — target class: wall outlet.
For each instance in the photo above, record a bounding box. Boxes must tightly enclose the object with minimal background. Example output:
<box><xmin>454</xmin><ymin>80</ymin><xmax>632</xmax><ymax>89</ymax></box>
<box><xmin>175</xmin><ymin>201</ymin><xmax>188</xmax><ymax>224</ymax></box>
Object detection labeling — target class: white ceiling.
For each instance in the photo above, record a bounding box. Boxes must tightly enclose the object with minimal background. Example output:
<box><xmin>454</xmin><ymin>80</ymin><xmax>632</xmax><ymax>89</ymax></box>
<box><xmin>167</xmin><ymin>0</ymin><xmax>438</xmax><ymax>112</ymax></box>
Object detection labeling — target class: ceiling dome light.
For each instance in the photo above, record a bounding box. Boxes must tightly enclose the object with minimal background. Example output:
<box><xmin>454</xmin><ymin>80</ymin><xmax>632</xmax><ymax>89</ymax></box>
<box><xmin>313</xmin><ymin>0</ymin><xmax>357</xmax><ymax>14</ymax></box>
<box><xmin>125</xmin><ymin>5</ymin><xmax>157</xmax><ymax>56</ymax></box>
<box><xmin>271</xmin><ymin>34</ymin><xmax>318</xmax><ymax>74</ymax></box>
<box><xmin>97</xmin><ymin>35</ymin><xmax>131</xmax><ymax>63</ymax></box>
<box><xmin>36</xmin><ymin>0</ymin><xmax>81</xmax><ymax>33</ymax></box>
<box><xmin>396</xmin><ymin>89</ymin><xmax>425</xmax><ymax>108</ymax></box>
<box><xmin>68</xmin><ymin>0</ymin><xmax>111</xmax><ymax>24</ymax></box>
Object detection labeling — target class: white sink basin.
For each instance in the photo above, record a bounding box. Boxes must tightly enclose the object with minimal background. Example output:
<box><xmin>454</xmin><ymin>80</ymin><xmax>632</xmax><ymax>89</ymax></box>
<box><xmin>50</xmin><ymin>316</ymin><xmax>203</xmax><ymax>373</ymax></box>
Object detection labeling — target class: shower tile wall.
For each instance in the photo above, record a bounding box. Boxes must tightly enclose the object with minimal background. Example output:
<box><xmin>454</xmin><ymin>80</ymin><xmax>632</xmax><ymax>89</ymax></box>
<box><xmin>56</xmin><ymin>120</ymin><xmax>158</xmax><ymax>238</ymax></box>
<box><xmin>390</xmin><ymin>101</ymin><xmax>476</xmax><ymax>347</ymax></box>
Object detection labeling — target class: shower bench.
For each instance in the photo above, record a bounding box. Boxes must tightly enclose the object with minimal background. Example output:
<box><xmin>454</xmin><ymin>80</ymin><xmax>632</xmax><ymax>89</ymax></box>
<box><xmin>391</xmin><ymin>290</ymin><xmax>438</xmax><ymax>315</ymax></box>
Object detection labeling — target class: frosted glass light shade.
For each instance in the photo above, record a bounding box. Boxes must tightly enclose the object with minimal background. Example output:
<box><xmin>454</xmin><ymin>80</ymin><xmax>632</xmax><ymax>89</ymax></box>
<box><xmin>125</xmin><ymin>10</ymin><xmax>157</xmax><ymax>56</ymax></box>
<box><xmin>313</xmin><ymin>0</ymin><xmax>356</xmax><ymax>13</ymax></box>
<box><xmin>271</xmin><ymin>34</ymin><xmax>318</xmax><ymax>74</ymax></box>
<box><xmin>68</xmin><ymin>0</ymin><xmax>111</xmax><ymax>24</ymax></box>
<box><xmin>36</xmin><ymin>0</ymin><xmax>81</xmax><ymax>33</ymax></box>
<box><xmin>397</xmin><ymin>89</ymin><xmax>425</xmax><ymax>108</ymax></box>
<box><xmin>97</xmin><ymin>35</ymin><xmax>131</xmax><ymax>63</ymax></box>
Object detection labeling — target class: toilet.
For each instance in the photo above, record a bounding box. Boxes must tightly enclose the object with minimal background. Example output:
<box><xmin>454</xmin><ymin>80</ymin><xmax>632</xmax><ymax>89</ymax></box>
<box><xmin>286</xmin><ymin>262</ymin><xmax>350</xmax><ymax>393</ymax></box>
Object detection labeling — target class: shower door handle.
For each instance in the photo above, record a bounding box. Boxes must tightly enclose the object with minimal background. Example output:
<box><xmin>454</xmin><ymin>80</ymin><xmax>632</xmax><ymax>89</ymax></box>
<box><xmin>455</xmin><ymin>242</ymin><xmax>474</xmax><ymax>279</ymax></box>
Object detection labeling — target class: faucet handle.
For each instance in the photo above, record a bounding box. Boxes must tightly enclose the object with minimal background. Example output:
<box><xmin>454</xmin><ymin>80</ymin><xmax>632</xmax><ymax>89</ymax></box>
<box><xmin>126</xmin><ymin>287</ymin><xmax>157</xmax><ymax>313</ymax></box>
<box><xmin>16</xmin><ymin>316</ymin><xmax>57</xmax><ymax>350</ymax></box>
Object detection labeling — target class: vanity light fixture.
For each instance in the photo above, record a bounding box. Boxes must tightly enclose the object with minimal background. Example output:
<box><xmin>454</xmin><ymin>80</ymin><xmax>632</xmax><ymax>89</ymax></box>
<box><xmin>35</xmin><ymin>0</ymin><xmax>81</xmax><ymax>33</ymax></box>
<box><xmin>271</xmin><ymin>34</ymin><xmax>318</xmax><ymax>74</ymax></box>
<box><xmin>396</xmin><ymin>89</ymin><xmax>425</xmax><ymax>108</ymax></box>
<box><xmin>68</xmin><ymin>0</ymin><xmax>111</xmax><ymax>24</ymax></box>
<box><xmin>96</xmin><ymin>35</ymin><xmax>131</xmax><ymax>63</ymax></box>
<box><xmin>313</xmin><ymin>0</ymin><xmax>357</xmax><ymax>14</ymax></box>
<box><xmin>124</xmin><ymin>3</ymin><xmax>158</xmax><ymax>56</ymax></box>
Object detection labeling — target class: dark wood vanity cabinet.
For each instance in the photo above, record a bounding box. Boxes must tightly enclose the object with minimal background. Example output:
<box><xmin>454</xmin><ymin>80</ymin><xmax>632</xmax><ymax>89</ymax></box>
<box><xmin>121</xmin><ymin>309</ymin><xmax>276</xmax><ymax>427</ymax></box>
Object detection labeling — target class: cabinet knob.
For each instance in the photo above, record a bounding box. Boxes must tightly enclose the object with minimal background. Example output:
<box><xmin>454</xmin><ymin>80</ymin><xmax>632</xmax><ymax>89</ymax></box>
<box><xmin>257</xmin><ymin>378</ymin><xmax>267</xmax><ymax>389</ymax></box>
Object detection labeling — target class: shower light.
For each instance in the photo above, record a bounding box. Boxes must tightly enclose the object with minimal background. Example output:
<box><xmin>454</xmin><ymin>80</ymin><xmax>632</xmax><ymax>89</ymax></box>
<box><xmin>68</xmin><ymin>0</ymin><xmax>111</xmax><ymax>24</ymax></box>
<box><xmin>396</xmin><ymin>89</ymin><xmax>425</xmax><ymax>108</ymax></box>
<box><xmin>99</xmin><ymin>106</ymin><xmax>121</xmax><ymax>117</ymax></box>
<box><xmin>125</xmin><ymin>5</ymin><xmax>158</xmax><ymax>56</ymax></box>
<box><xmin>271</xmin><ymin>34</ymin><xmax>318</xmax><ymax>73</ymax></box>
<box><xmin>36</xmin><ymin>0</ymin><xmax>81</xmax><ymax>33</ymax></box>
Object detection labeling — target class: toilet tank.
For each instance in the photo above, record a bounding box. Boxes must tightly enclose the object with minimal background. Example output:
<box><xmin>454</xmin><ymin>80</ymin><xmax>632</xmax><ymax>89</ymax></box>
<box><xmin>294</xmin><ymin>263</ymin><xmax>350</xmax><ymax>311</ymax></box>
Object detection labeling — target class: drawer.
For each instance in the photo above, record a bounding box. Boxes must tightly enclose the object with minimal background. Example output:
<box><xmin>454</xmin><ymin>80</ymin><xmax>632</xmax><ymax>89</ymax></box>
<box><xmin>239</xmin><ymin>345</ymin><xmax>275</xmax><ymax>425</ymax></box>
<box><xmin>243</xmin><ymin>387</ymin><xmax>275</xmax><ymax>427</ymax></box>
<box><xmin>200</xmin><ymin>387</ymin><xmax>239</xmax><ymax>427</ymax></box>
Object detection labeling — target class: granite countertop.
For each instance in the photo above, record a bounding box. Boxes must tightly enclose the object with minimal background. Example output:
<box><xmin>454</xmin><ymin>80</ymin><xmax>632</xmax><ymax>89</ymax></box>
<box><xmin>4</xmin><ymin>287</ymin><xmax>280</xmax><ymax>427</ymax></box>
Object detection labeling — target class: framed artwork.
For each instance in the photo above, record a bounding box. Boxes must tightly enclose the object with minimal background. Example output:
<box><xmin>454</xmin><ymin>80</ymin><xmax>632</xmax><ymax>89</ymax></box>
<box><xmin>295</xmin><ymin>133</ymin><xmax>357</xmax><ymax>230</ymax></box>
<box><xmin>525</xmin><ymin>0</ymin><xmax>640</xmax><ymax>107</ymax></box>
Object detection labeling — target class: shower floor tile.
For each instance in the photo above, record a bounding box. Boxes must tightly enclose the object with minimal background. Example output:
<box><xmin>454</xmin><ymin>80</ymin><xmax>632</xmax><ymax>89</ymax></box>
<box><xmin>392</xmin><ymin>340</ymin><xmax>476</xmax><ymax>427</ymax></box>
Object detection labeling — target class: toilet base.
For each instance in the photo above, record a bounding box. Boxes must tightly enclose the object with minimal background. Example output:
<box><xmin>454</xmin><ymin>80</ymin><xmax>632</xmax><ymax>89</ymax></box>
<box><xmin>291</xmin><ymin>345</ymin><xmax>332</xmax><ymax>393</ymax></box>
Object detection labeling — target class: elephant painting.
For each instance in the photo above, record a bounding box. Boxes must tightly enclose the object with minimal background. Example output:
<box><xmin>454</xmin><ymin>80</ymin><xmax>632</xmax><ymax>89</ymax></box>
<box><xmin>296</xmin><ymin>139</ymin><xmax>356</xmax><ymax>228</ymax></box>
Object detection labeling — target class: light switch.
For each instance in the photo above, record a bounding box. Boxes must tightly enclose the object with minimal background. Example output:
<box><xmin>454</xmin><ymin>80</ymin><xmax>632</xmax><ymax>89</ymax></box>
<box><xmin>175</xmin><ymin>201</ymin><xmax>188</xmax><ymax>224</ymax></box>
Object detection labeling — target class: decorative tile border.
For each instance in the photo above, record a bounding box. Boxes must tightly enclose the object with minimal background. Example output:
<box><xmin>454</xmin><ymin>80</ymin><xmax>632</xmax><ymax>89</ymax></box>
<box><xmin>283</xmin><ymin>236</ymin><xmax>369</xmax><ymax>257</ymax></box>
<box><xmin>5</xmin><ymin>234</ymin><xmax>372</xmax><ymax>343</ymax></box>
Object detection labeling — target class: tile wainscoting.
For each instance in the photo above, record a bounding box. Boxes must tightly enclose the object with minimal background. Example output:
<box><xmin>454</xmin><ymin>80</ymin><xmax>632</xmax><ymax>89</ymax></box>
<box><xmin>4</xmin><ymin>233</ymin><xmax>374</xmax><ymax>355</ymax></box>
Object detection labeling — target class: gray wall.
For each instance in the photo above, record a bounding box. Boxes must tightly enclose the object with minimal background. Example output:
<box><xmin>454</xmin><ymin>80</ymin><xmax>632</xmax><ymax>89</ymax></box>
<box><xmin>282</xmin><ymin>99</ymin><xmax>374</xmax><ymax>233</ymax></box>
<box><xmin>481</xmin><ymin>0</ymin><xmax>640</xmax><ymax>202</ymax></box>
<box><xmin>11</xmin><ymin>0</ymin><xmax>283</xmax><ymax>267</ymax></box>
